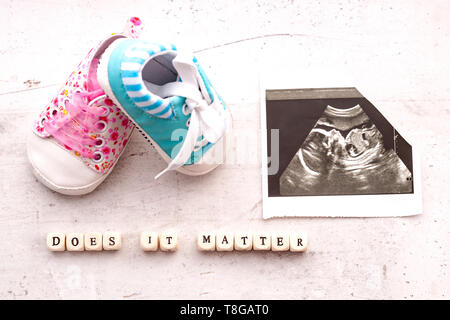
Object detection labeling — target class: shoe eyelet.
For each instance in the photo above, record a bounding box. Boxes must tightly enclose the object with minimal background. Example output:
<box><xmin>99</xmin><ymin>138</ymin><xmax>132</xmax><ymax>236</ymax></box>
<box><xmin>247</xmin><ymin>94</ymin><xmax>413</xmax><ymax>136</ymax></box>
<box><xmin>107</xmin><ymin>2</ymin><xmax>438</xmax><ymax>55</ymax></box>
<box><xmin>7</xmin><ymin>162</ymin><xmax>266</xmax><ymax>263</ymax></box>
<box><xmin>63</xmin><ymin>97</ymin><xmax>70</xmax><ymax>108</ymax></box>
<box><xmin>182</xmin><ymin>103</ymin><xmax>190</xmax><ymax>116</ymax></box>
<box><xmin>100</xmin><ymin>106</ymin><xmax>110</xmax><ymax>117</ymax></box>
<box><xmin>94</xmin><ymin>137</ymin><xmax>105</xmax><ymax>148</ymax></box>
<box><xmin>73</xmin><ymin>88</ymin><xmax>83</xmax><ymax>98</ymax></box>
<box><xmin>49</xmin><ymin>107</ymin><xmax>59</xmax><ymax>118</ymax></box>
<box><xmin>92</xmin><ymin>151</ymin><xmax>104</xmax><ymax>163</ymax></box>
<box><xmin>40</xmin><ymin>116</ymin><xmax>47</xmax><ymax>127</ymax></box>
<box><xmin>95</xmin><ymin>120</ymin><xmax>107</xmax><ymax>133</ymax></box>
<box><xmin>73</xmin><ymin>89</ymin><xmax>89</xmax><ymax>104</ymax></box>
<box><xmin>185</xmin><ymin>118</ymin><xmax>190</xmax><ymax>127</ymax></box>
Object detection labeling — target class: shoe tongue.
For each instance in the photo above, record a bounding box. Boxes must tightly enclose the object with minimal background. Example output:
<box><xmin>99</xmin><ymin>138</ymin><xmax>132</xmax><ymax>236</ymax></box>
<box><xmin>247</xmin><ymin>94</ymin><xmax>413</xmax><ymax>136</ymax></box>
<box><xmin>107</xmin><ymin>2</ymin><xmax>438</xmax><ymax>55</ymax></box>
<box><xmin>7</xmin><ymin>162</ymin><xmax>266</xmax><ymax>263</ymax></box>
<box><xmin>172</xmin><ymin>54</ymin><xmax>199</xmax><ymax>86</ymax></box>
<box><xmin>171</xmin><ymin>54</ymin><xmax>212</xmax><ymax>104</ymax></box>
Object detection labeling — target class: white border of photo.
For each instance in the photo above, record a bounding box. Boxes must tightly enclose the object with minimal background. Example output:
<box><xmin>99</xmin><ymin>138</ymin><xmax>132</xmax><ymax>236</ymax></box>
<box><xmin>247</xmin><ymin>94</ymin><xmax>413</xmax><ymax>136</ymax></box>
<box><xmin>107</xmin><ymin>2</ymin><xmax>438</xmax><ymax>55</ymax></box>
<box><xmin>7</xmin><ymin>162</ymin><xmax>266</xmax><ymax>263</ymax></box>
<box><xmin>259</xmin><ymin>81</ymin><xmax>423</xmax><ymax>219</ymax></box>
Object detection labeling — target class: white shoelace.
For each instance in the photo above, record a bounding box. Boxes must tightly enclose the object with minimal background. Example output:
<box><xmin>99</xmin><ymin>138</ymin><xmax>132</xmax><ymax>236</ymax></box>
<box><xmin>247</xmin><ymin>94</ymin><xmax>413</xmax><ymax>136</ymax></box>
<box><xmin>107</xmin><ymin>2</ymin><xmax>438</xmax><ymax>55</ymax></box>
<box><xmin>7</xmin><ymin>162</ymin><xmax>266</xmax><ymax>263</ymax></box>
<box><xmin>153</xmin><ymin>54</ymin><xmax>226</xmax><ymax>179</ymax></box>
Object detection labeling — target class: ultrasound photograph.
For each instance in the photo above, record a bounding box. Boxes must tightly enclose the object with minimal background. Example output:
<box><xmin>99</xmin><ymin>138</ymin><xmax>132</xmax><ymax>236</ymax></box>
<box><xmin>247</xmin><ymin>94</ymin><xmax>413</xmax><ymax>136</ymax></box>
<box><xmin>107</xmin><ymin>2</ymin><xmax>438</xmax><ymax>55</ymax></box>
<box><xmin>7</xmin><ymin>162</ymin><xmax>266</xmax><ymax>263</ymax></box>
<box><xmin>265</xmin><ymin>88</ymin><xmax>414</xmax><ymax>197</ymax></box>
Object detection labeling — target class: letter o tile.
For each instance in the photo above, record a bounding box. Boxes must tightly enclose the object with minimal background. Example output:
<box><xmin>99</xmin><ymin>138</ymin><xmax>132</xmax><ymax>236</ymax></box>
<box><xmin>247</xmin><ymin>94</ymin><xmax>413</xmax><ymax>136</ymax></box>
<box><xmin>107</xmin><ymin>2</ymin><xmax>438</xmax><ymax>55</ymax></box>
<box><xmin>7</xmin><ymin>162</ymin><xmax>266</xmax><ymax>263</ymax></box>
<box><xmin>66</xmin><ymin>233</ymin><xmax>84</xmax><ymax>251</ymax></box>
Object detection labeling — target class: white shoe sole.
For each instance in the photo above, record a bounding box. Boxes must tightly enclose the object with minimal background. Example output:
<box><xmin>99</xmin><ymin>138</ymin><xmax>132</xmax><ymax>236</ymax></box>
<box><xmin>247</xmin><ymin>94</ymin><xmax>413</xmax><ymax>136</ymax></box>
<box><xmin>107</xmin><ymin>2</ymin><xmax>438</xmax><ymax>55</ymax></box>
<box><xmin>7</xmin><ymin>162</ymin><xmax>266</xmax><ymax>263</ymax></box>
<box><xmin>27</xmin><ymin>129</ymin><xmax>133</xmax><ymax>196</ymax></box>
<box><xmin>29</xmin><ymin>159</ymin><xmax>106</xmax><ymax>196</ymax></box>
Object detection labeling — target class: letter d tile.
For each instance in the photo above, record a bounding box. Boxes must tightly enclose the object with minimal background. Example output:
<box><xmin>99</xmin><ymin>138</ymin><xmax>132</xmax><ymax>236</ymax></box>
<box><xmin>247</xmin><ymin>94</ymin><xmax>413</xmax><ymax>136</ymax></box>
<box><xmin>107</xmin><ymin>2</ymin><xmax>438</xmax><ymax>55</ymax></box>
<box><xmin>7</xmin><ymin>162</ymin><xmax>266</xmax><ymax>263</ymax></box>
<box><xmin>47</xmin><ymin>232</ymin><xmax>66</xmax><ymax>251</ymax></box>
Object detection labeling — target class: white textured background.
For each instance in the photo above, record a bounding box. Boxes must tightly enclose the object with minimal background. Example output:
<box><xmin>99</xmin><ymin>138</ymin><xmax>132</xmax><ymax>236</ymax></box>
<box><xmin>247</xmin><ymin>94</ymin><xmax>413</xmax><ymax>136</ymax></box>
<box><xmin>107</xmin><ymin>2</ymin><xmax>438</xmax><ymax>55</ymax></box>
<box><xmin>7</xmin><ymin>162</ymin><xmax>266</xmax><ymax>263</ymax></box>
<box><xmin>0</xmin><ymin>0</ymin><xmax>449</xmax><ymax>299</ymax></box>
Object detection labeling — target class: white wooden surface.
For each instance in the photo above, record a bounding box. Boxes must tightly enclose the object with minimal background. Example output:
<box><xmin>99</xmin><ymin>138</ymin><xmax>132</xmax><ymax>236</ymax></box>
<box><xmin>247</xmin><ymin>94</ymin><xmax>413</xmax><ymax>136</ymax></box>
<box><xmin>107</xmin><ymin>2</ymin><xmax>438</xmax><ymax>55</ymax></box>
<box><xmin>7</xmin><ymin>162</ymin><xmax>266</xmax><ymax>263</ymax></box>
<box><xmin>0</xmin><ymin>0</ymin><xmax>449</xmax><ymax>299</ymax></box>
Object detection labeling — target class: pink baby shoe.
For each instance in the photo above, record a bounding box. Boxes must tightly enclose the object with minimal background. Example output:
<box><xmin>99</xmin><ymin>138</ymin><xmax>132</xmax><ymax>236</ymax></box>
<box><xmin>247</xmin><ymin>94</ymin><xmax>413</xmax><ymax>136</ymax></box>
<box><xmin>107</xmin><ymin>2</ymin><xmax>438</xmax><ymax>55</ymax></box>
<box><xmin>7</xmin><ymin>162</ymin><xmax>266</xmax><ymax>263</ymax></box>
<box><xmin>27</xmin><ymin>17</ymin><xmax>144</xmax><ymax>195</ymax></box>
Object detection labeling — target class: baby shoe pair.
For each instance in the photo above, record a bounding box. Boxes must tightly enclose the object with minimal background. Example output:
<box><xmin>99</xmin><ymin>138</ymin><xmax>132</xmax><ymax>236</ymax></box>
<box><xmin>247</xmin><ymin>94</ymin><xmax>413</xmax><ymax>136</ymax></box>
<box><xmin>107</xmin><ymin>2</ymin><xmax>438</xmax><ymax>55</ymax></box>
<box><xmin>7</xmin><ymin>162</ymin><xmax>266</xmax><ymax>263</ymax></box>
<box><xmin>27</xmin><ymin>17</ymin><xmax>232</xmax><ymax>195</ymax></box>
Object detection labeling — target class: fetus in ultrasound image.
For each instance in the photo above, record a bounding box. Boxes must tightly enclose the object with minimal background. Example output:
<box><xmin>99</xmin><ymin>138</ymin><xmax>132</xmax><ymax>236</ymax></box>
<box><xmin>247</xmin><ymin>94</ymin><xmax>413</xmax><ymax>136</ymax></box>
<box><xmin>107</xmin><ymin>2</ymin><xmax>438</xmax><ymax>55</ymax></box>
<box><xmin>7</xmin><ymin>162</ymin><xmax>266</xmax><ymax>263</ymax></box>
<box><xmin>279</xmin><ymin>104</ymin><xmax>413</xmax><ymax>196</ymax></box>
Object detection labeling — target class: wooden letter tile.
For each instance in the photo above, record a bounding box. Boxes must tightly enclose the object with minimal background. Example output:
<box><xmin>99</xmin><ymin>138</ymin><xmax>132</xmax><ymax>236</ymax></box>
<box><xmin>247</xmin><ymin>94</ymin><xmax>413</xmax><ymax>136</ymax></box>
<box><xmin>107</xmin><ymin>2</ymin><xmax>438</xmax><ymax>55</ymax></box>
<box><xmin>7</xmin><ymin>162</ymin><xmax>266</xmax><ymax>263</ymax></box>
<box><xmin>216</xmin><ymin>233</ymin><xmax>234</xmax><ymax>251</ymax></box>
<box><xmin>47</xmin><ymin>232</ymin><xmax>66</xmax><ymax>251</ymax></box>
<box><xmin>160</xmin><ymin>232</ymin><xmax>177</xmax><ymax>252</ymax></box>
<box><xmin>103</xmin><ymin>231</ymin><xmax>122</xmax><ymax>251</ymax></box>
<box><xmin>66</xmin><ymin>233</ymin><xmax>84</xmax><ymax>251</ymax></box>
<box><xmin>197</xmin><ymin>232</ymin><xmax>216</xmax><ymax>251</ymax></box>
<box><xmin>271</xmin><ymin>233</ymin><xmax>290</xmax><ymax>251</ymax></box>
<box><xmin>140</xmin><ymin>232</ymin><xmax>159</xmax><ymax>251</ymax></box>
<box><xmin>290</xmin><ymin>232</ymin><xmax>308</xmax><ymax>252</ymax></box>
<box><xmin>85</xmin><ymin>232</ymin><xmax>103</xmax><ymax>251</ymax></box>
<box><xmin>253</xmin><ymin>233</ymin><xmax>271</xmax><ymax>251</ymax></box>
<box><xmin>234</xmin><ymin>232</ymin><xmax>253</xmax><ymax>251</ymax></box>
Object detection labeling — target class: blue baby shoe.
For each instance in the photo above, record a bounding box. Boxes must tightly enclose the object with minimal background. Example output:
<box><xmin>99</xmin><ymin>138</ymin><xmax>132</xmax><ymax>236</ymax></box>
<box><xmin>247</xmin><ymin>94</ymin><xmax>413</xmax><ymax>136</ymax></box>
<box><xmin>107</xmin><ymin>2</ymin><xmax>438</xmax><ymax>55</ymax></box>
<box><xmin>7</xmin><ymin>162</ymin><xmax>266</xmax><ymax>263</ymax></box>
<box><xmin>98</xmin><ymin>39</ymin><xmax>232</xmax><ymax>178</ymax></box>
